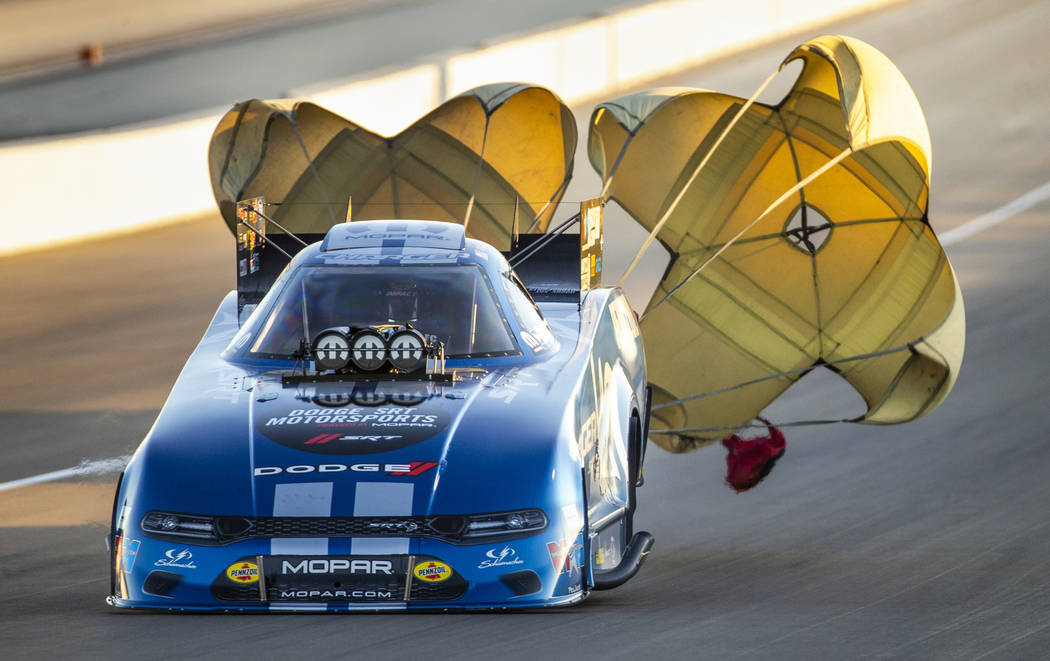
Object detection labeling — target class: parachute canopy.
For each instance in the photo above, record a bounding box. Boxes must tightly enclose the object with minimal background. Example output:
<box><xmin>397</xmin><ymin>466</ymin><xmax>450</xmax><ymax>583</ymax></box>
<box><xmin>209</xmin><ymin>82</ymin><xmax>577</xmax><ymax>251</ymax></box>
<box><xmin>588</xmin><ymin>35</ymin><xmax>964</xmax><ymax>452</ymax></box>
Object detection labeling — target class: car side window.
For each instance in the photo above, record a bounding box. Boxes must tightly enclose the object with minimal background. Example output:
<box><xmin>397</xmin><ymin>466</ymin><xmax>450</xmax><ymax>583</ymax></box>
<box><xmin>502</xmin><ymin>273</ymin><xmax>557</xmax><ymax>354</ymax></box>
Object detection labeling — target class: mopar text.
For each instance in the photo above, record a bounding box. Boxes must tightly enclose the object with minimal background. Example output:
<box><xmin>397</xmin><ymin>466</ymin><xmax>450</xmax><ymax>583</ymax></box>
<box><xmin>282</xmin><ymin>559</ymin><xmax>394</xmax><ymax>575</ymax></box>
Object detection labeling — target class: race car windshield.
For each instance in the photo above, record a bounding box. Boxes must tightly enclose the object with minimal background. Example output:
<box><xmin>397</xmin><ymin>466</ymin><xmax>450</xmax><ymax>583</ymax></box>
<box><xmin>239</xmin><ymin>264</ymin><xmax>518</xmax><ymax>360</ymax></box>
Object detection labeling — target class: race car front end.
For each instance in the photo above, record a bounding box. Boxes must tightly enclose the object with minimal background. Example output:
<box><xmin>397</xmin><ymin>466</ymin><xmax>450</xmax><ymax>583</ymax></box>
<box><xmin>108</xmin><ymin>219</ymin><xmax>631</xmax><ymax>612</ymax></box>
<box><xmin>110</xmin><ymin>493</ymin><xmax>588</xmax><ymax>612</ymax></box>
<box><xmin>107</xmin><ymin>367</ymin><xmax>592</xmax><ymax>612</ymax></box>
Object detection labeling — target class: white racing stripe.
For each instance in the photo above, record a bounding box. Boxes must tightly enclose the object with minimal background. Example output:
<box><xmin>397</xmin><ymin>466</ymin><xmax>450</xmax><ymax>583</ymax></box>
<box><xmin>271</xmin><ymin>482</ymin><xmax>332</xmax><ymax>555</ymax></box>
<box><xmin>349</xmin><ymin>482</ymin><xmax>413</xmax><ymax>612</ymax></box>
<box><xmin>2</xmin><ymin>181</ymin><xmax>1048</xmax><ymax>493</ymax></box>
<box><xmin>269</xmin><ymin>482</ymin><xmax>333</xmax><ymax>612</ymax></box>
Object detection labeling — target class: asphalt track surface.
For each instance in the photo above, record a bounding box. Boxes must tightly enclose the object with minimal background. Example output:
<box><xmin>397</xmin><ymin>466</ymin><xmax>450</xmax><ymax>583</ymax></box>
<box><xmin>2</xmin><ymin>0</ymin><xmax>1050</xmax><ymax>658</ymax></box>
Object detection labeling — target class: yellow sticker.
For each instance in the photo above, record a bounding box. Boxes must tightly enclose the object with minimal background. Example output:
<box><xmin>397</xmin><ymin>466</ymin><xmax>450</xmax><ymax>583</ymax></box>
<box><xmin>226</xmin><ymin>561</ymin><xmax>260</xmax><ymax>584</ymax></box>
<box><xmin>413</xmin><ymin>560</ymin><xmax>452</xmax><ymax>583</ymax></box>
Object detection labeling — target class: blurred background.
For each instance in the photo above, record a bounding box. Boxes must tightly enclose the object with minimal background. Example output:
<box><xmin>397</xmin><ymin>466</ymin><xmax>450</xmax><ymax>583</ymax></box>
<box><xmin>1</xmin><ymin>0</ymin><xmax>1048</xmax><ymax>658</ymax></box>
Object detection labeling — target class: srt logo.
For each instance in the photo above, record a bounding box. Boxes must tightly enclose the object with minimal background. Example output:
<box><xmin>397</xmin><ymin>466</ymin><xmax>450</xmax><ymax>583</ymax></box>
<box><xmin>155</xmin><ymin>549</ymin><xmax>197</xmax><ymax>569</ymax></box>
<box><xmin>281</xmin><ymin>559</ymin><xmax>394</xmax><ymax>575</ymax></box>
<box><xmin>478</xmin><ymin>546</ymin><xmax>524</xmax><ymax>569</ymax></box>
<box><xmin>368</xmin><ymin>521</ymin><xmax>420</xmax><ymax>533</ymax></box>
<box><xmin>304</xmin><ymin>434</ymin><xmax>401</xmax><ymax>445</ymax></box>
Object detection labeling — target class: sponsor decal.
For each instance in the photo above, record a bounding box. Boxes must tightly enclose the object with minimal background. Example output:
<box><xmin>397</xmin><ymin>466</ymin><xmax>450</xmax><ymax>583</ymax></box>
<box><xmin>263</xmin><ymin>407</ymin><xmax>441</xmax><ymax>428</ymax></box>
<box><xmin>256</xmin><ymin>400</ymin><xmax>451</xmax><ymax>455</ymax></box>
<box><xmin>279</xmin><ymin>589</ymin><xmax>394</xmax><ymax>600</ymax></box>
<box><xmin>594</xmin><ymin>525</ymin><xmax>623</xmax><ymax>570</ymax></box>
<box><xmin>413</xmin><ymin>560</ymin><xmax>452</xmax><ymax>583</ymax></box>
<box><xmin>122</xmin><ymin>539</ymin><xmax>141</xmax><ymax>572</ymax></box>
<box><xmin>322</xmin><ymin>251</ymin><xmax>465</xmax><ymax>264</ymax></box>
<box><xmin>226</xmin><ymin>561</ymin><xmax>260</xmax><ymax>583</ymax></box>
<box><xmin>155</xmin><ymin>548</ymin><xmax>197</xmax><ymax>569</ymax></box>
<box><xmin>478</xmin><ymin>546</ymin><xmax>524</xmax><ymax>569</ymax></box>
<box><xmin>485</xmin><ymin>368</ymin><xmax>540</xmax><ymax>405</ymax></box>
<box><xmin>303</xmin><ymin>434</ymin><xmax>402</xmax><ymax>445</ymax></box>
<box><xmin>280</xmin><ymin>559</ymin><xmax>394</xmax><ymax>575</ymax></box>
<box><xmin>547</xmin><ymin>540</ymin><xmax>583</xmax><ymax>575</ymax></box>
<box><xmin>367</xmin><ymin>520</ymin><xmax>420</xmax><ymax>533</ymax></box>
<box><xmin>253</xmin><ymin>461</ymin><xmax>438</xmax><ymax>477</ymax></box>
<box><xmin>333</xmin><ymin>224</ymin><xmax>454</xmax><ymax>244</ymax></box>
<box><xmin>202</xmin><ymin>367</ymin><xmax>256</xmax><ymax>406</ymax></box>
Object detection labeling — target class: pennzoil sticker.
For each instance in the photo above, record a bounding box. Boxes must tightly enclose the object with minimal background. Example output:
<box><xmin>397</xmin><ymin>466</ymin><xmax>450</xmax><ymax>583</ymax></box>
<box><xmin>413</xmin><ymin>560</ymin><xmax>452</xmax><ymax>583</ymax></box>
<box><xmin>226</xmin><ymin>561</ymin><xmax>260</xmax><ymax>583</ymax></box>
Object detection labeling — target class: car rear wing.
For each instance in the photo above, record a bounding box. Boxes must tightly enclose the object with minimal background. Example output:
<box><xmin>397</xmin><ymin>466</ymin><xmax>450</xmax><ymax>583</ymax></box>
<box><xmin>235</xmin><ymin>197</ymin><xmax>322</xmax><ymax>318</ymax></box>
<box><xmin>234</xmin><ymin>195</ymin><xmax>603</xmax><ymax>314</ymax></box>
<box><xmin>505</xmin><ymin>198</ymin><xmax>604</xmax><ymax>303</ymax></box>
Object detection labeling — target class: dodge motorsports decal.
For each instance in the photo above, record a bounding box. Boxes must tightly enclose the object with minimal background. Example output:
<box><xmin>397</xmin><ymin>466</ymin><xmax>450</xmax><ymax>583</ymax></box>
<box><xmin>255</xmin><ymin>404</ymin><xmax>450</xmax><ymax>455</ymax></box>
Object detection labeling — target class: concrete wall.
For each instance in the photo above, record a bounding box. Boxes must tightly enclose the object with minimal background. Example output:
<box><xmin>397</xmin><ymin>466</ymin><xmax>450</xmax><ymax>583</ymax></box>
<box><xmin>0</xmin><ymin>0</ymin><xmax>900</xmax><ymax>255</ymax></box>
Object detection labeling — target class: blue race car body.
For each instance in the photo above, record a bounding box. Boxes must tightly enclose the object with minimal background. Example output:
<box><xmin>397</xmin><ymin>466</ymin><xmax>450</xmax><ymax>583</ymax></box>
<box><xmin>109</xmin><ymin>220</ymin><xmax>652</xmax><ymax>611</ymax></box>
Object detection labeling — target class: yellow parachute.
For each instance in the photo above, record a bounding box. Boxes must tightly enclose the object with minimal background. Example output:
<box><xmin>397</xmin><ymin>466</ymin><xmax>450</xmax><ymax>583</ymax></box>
<box><xmin>206</xmin><ymin>36</ymin><xmax>964</xmax><ymax>456</ymax></box>
<box><xmin>588</xmin><ymin>35</ymin><xmax>964</xmax><ymax>452</ymax></box>
<box><xmin>208</xmin><ymin>82</ymin><xmax>577</xmax><ymax>251</ymax></box>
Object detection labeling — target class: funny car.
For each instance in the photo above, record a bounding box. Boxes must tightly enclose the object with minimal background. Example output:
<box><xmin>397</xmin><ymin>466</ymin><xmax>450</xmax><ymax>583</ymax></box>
<box><xmin>109</xmin><ymin>216</ymin><xmax>653</xmax><ymax>611</ymax></box>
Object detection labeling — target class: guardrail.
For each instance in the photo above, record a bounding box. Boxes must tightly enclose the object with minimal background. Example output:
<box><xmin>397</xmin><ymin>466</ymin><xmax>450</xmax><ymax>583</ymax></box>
<box><xmin>0</xmin><ymin>0</ymin><xmax>899</xmax><ymax>255</ymax></box>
